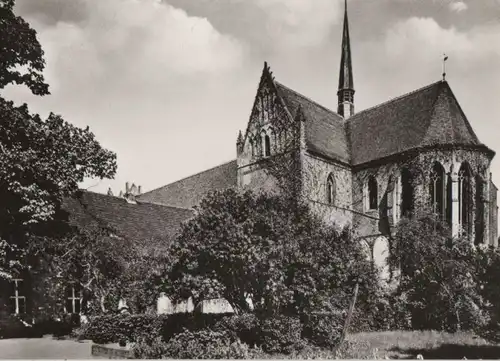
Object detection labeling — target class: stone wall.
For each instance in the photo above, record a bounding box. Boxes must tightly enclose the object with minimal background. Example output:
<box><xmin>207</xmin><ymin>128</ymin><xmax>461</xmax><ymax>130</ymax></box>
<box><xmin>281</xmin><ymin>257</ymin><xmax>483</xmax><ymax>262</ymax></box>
<box><xmin>302</xmin><ymin>153</ymin><xmax>353</xmax><ymax>229</ymax></box>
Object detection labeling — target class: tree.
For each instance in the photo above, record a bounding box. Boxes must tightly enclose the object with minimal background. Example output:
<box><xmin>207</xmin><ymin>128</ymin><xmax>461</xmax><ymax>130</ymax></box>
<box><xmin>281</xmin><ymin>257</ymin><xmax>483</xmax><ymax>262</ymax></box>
<box><xmin>0</xmin><ymin>0</ymin><xmax>116</xmax><ymax>283</ymax></box>
<box><xmin>0</xmin><ymin>0</ymin><xmax>49</xmax><ymax>95</ymax></box>
<box><xmin>388</xmin><ymin>215</ymin><xmax>488</xmax><ymax>331</ymax></box>
<box><xmin>165</xmin><ymin>189</ymin><xmax>377</xmax><ymax>317</ymax></box>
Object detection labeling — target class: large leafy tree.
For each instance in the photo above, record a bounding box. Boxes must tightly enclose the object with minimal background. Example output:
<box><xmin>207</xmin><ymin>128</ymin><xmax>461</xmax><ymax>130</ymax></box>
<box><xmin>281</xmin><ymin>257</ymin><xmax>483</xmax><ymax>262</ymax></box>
<box><xmin>0</xmin><ymin>0</ymin><xmax>49</xmax><ymax>96</ymax></box>
<box><xmin>0</xmin><ymin>0</ymin><xmax>116</xmax><ymax>281</ymax></box>
<box><xmin>165</xmin><ymin>189</ymin><xmax>376</xmax><ymax>317</ymax></box>
<box><xmin>389</xmin><ymin>215</ymin><xmax>488</xmax><ymax>331</ymax></box>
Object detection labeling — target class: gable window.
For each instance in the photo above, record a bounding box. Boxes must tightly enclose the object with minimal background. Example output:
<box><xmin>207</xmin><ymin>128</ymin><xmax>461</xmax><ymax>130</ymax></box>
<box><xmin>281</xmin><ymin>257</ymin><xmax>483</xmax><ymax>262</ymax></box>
<box><xmin>264</xmin><ymin>135</ymin><xmax>271</xmax><ymax>157</ymax></box>
<box><xmin>65</xmin><ymin>284</ymin><xmax>82</xmax><ymax>314</ymax></box>
<box><xmin>10</xmin><ymin>279</ymin><xmax>26</xmax><ymax>315</ymax></box>
<box><xmin>255</xmin><ymin>134</ymin><xmax>262</xmax><ymax>156</ymax></box>
<box><xmin>249</xmin><ymin>138</ymin><xmax>255</xmax><ymax>157</ymax></box>
<box><xmin>368</xmin><ymin>176</ymin><xmax>378</xmax><ymax>210</ymax></box>
<box><xmin>326</xmin><ymin>174</ymin><xmax>336</xmax><ymax>205</ymax></box>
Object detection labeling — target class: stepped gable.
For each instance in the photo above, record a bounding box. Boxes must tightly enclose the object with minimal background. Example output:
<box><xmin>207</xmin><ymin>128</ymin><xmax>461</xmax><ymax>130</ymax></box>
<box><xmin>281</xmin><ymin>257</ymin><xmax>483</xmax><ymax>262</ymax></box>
<box><xmin>62</xmin><ymin>190</ymin><xmax>194</xmax><ymax>242</ymax></box>
<box><xmin>274</xmin><ymin>81</ymin><xmax>351</xmax><ymax>164</ymax></box>
<box><xmin>137</xmin><ymin>160</ymin><xmax>237</xmax><ymax>209</ymax></box>
<box><xmin>347</xmin><ymin>80</ymin><xmax>493</xmax><ymax>166</ymax></box>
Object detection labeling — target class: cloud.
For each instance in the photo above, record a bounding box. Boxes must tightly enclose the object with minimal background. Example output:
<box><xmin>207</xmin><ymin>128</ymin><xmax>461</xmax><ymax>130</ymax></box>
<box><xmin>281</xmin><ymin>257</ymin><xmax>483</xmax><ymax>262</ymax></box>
<box><xmin>254</xmin><ymin>0</ymin><xmax>342</xmax><ymax>48</ymax></box>
<box><xmin>449</xmin><ymin>1</ymin><xmax>468</xmax><ymax>13</ymax></box>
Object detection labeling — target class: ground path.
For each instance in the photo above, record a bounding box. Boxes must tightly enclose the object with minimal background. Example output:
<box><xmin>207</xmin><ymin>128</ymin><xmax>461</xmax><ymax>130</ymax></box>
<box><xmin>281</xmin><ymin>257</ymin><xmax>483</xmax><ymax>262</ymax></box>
<box><xmin>0</xmin><ymin>337</ymin><xmax>97</xmax><ymax>359</ymax></box>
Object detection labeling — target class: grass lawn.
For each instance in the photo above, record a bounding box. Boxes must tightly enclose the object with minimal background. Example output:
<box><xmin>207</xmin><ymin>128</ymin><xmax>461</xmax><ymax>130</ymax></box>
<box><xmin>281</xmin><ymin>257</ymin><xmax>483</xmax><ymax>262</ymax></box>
<box><xmin>0</xmin><ymin>336</ymin><xmax>97</xmax><ymax>359</ymax></box>
<box><xmin>346</xmin><ymin>330</ymin><xmax>500</xmax><ymax>359</ymax></box>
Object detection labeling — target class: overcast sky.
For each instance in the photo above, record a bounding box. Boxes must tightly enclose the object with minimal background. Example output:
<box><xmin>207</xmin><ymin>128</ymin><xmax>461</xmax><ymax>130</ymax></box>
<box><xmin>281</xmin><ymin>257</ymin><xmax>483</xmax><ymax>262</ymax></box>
<box><xmin>4</xmin><ymin>0</ymin><xmax>500</xmax><ymax>197</ymax></box>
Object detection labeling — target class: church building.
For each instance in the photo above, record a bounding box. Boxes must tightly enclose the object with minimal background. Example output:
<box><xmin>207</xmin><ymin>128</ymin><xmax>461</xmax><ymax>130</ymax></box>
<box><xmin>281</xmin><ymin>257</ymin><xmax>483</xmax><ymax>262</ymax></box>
<box><xmin>139</xmin><ymin>1</ymin><xmax>498</xmax><ymax>261</ymax></box>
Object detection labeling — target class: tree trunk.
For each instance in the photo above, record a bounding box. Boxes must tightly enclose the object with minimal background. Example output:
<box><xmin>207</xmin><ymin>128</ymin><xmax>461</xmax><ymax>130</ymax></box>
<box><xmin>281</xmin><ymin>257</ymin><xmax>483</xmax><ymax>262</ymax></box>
<box><xmin>335</xmin><ymin>282</ymin><xmax>359</xmax><ymax>353</ymax></box>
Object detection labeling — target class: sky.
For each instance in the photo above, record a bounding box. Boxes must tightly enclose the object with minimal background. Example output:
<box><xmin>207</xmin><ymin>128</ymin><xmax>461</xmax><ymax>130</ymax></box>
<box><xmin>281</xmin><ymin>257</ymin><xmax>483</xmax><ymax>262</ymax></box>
<box><xmin>3</xmin><ymin>0</ymin><xmax>500</xmax><ymax>196</ymax></box>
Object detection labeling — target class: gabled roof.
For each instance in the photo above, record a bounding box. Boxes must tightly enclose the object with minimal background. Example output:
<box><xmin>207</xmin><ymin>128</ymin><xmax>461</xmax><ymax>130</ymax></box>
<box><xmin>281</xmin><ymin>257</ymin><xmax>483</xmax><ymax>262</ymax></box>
<box><xmin>62</xmin><ymin>191</ymin><xmax>194</xmax><ymax>242</ymax></box>
<box><xmin>137</xmin><ymin>160</ymin><xmax>237</xmax><ymax>209</ymax></box>
<box><xmin>347</xmin><ymin>80</ymin><xmax>493</xmax><ymax>165</ymax></box>
<box><xmin>274</xmin><ymin>82</ymin><xmax>351</xmax><ymax>164</ymax></box>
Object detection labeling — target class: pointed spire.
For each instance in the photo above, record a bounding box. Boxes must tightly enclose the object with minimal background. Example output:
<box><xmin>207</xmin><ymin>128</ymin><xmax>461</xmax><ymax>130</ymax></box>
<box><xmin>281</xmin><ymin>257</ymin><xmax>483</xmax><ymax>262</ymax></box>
<box><xmin>337</xmin><ymin>0</ymin><xmax>355</xmax><ymax>119</ymax></box>
<box><xmin>237</xmin><ymin>130</ymin><xmax>243</xmax><ymax>144</ymax></box>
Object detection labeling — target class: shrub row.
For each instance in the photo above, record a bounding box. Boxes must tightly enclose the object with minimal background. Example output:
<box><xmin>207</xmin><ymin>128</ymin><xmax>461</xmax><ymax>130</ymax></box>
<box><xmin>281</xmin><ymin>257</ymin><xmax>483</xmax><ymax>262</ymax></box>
<box><xmin>82</xmin><ymin>312</ymin><xmax>234</xmax><ymax>344</ymax></box>
<box><xmin>0</xmin><ymin>313</ymin><xmax>80</xmax><ymax>339</ymax></box>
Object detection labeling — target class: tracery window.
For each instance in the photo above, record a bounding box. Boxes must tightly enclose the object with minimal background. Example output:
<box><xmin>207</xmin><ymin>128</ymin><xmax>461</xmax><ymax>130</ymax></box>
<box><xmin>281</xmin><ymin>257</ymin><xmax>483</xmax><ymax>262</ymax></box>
<box><xmin>249</xmin><ymin>138</ymin><xmax>255</xmax><ymax>157</ymax></box>
<box><xmin>326</xmin><ymin>173</ymin><xmax>336</xmax><ymax>205</ymax></box>
<box><xmin>458</xmin><ymin>162</ymin><xmax>472</xmax><ymax>237</ymax></box>
<box><xmin>430</xmin><ymin>162</ymin><xmax>446</xmax><ymax>219</ymax></box>
<box><xmin>475</xmin><ymin>174</ymin><xmax>485</xmax><ymax>245</ymax></box>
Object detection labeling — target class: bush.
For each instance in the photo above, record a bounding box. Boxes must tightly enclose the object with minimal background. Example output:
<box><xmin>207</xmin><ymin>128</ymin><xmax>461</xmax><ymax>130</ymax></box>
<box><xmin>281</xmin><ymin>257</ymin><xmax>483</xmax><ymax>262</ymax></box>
<box><xmin>162</xmin><ymin>329</ymin><xmax>262</xmax><ymax>359</ymax></box>
<box><xmin>83</xmin><ymin>314</ymin><xmax>164</xmax><ymax>344</ymax></box>
<box><xmin>260</xmin><ymin>315</ymin><xmax>304</xmax><ymax>354</ymax></box>
<box><xmin>0</xmin><ymin>315</ymin><xmax>41</xmax><ymax>339</ymax></box>
<box><xmin>213</xmin><ymin>313</ymin><xmax>260</xmax><ymax>347</ymax></box>
<box><xmin>301</xmin><ymin>313</ymin><xmax>343</xmax><ymax>349</ymax></box>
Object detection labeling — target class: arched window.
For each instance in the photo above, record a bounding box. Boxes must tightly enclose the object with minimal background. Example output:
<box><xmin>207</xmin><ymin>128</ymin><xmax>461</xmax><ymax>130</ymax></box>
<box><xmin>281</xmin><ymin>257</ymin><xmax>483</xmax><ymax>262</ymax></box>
<box><xmin>326</xmin><ymin>173</ymin><xmax>336</xmax><ymax>205</ymax></box>
<box><xmin>249</xmin><ymin>138</ymin><xmax>254</xmax><ymax>157</ymax></box>
<box><xmin>401</xmin><ymin>168</ymin><xmax>414</xmax><ymax>218</ymax></box>
<box><xmin>270</xmin><ymin>128</ymin><xmax>276</xmax><ymax>153</ymax></box>
<box><xmin>430</xmin><ymin>162</ymin><xmax>446</xmax><ymax>219</ymax></box>
<box><xmin>368</xmin><ymin>176</ymin><xmax>378</xmax><ymax>210</ymax></box>
<box><xmin>475</xmin><ymin>174</ymin><xmax>485</xmax><ymax>245</ymax></box>
<box><xmin>264</xmin><ymin>134</ymin><xmax>271</xmax><ymax>157</ymax></box>
<box><xmin>459</xmin><ymin>162</ymin><xmax>472</xmax><ymax>237</ymax></box>
<box><xmin>255</xmin><ymin>134</ymin><xmax>262</xmax><ymax>156</ymax></box>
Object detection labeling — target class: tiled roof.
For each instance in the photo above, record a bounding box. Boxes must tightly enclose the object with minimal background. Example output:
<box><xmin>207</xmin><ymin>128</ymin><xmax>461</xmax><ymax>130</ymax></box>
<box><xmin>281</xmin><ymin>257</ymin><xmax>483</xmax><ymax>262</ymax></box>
<box><xmin>275</xmin><ymin>82</ymin><xmax>351</xmax><ymax>164</ymax></box>
<box><xmin>347</xmin><ymin>80</ymin><xmax>492</xmax><ymax>165</ymax></box>
<box><xmin>62</xmin><ymin>191</ymin><xmax>194</xmax><ymax>242</ymax></box>
<box><xmin>137</xmin><ymin>160</ymin><xmax>238</xmax><ymax>209</ymax></box>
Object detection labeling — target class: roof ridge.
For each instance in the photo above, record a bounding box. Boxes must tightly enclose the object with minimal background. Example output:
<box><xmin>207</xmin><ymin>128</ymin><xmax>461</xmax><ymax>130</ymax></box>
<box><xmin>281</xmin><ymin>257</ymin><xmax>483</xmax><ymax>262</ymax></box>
<box><xmin>351</xmin><ymin>80</ymin><xmax>444</xmax><ymax>120</ymax></box>
<box><xmin>135</xmin><ymin>199</ymin><xmax>195</xmax><ymax>212</ymax></box>
<box><xmin>275</xmin><ymin>81</ymin><xmax>341</xmax><ymax>119</ymax></box>
<box><xmin>139</xmin><ymin>159</ymin><xmax>236</xmax><ymax>196</ymax></box>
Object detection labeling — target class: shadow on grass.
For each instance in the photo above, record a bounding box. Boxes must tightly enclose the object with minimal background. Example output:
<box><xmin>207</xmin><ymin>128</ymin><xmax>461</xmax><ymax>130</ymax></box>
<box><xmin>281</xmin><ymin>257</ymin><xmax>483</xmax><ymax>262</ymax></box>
<box><xmin>391</xmin><ymin>344</ymin><xmax>500</xmax><ymax>359</ymax></box>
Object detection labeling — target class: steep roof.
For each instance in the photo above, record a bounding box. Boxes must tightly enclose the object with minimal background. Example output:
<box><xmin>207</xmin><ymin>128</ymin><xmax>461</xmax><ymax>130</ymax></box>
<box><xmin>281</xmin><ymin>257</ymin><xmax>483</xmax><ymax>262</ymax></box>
<box><xmin>62</xmin><ymin>191</ymin><xmax>193</xmax><ymax>242</ymax></box>
<box><xmin>137</xmin><ymin>160</ymin><xmax>238</xmax><ymax>208</ymax></box>
<box><xmin>348</xmin><ymin>80</ymin><xmax>493</xmax><ymax>165</ymax></box>
<box><xmin>275</xmin><ymin>82</ymin><xmax>351</xmax><ymax>164</ymax></box>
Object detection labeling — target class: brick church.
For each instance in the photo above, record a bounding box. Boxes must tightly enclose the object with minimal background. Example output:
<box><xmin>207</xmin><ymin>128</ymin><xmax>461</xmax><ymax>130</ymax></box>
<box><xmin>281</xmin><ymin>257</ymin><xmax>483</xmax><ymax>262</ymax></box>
<box><xmin>3</xmin><ymin>1</ymin><xmax>498</xmax><ymax>318</ymax></box>
<box><xmin>138</xmin><ymin>1</ymin><xmax>498</xmax><ymax>256</ymax></box>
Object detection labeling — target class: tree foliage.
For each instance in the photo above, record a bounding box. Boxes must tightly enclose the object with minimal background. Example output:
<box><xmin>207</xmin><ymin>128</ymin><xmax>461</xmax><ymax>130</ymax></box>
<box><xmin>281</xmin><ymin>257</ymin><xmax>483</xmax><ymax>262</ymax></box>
<box><xmin>0</xmin><ymin>0</ymin><xmax>49</xmax><ymax>95</ymax></box>
<box><xmin>389</xmin><ymin>215</ymin><xmax>488</xmax><ymax>331</ymax></box>
<box><xmin>165</xmin><ymin>189</ymin><xmax>377</xmax><ymax>317</ymax></box>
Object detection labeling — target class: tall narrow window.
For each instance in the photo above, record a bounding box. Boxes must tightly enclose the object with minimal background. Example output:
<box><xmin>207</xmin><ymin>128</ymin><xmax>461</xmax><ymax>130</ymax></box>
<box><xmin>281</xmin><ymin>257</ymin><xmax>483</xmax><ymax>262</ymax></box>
<box><xmin>401</xmin><ymin>168</ymin><xmax>414</xmax><ymax>218</ymax></box>
<box><xmin>9</xmin><ymin>279</ymin><xmax>26</xmax><ymax>315</ymax></box>
<box><xmin>459</xmin><ymin>162</ymin><xmax>472</xmax><ymax>237</ymax></box>
<box><xmin>368</xmin><ymin>176</ymin><xmax>378</xmax><ymax>210</ymax></box>
<box><xmin>255</xmin><ymin>134</ymin><xmax>262</xmax><ymax>157</ymax></box>
<box><xmin>65</xmin><ymin>284</ymin><xmax>82</xmax><ymax>314</ymax></box>
<box><xmin>326</xmin><ymin>173</ymin><xmax>336</xmax><ymax>205</ymax></box>
<box><xmin>430</xmin><ymin>162</ymin><xmax>446</xmax><ymax>219</ymax></box>
<box><xmin>264</xmin><ymin>134</ymin><xmax>271</xmax><ymax>157</ymax></box>
<box><xmin>249</xmin><ymin>138</ymin><xmax>254</xmax><ymax>157</ymax></box>
<box><xmin>475</xmin><ymin>174</ymin><xmax>485</xmax><ymax>245</ymax></box>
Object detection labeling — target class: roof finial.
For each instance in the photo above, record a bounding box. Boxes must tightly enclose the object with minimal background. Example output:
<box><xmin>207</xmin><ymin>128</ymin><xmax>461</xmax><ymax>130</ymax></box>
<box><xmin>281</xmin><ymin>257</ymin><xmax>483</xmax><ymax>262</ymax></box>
<box><xmin>442</xmin><ymin>53</ymin><xmax>448</xmax><ymax>81</ymax></box>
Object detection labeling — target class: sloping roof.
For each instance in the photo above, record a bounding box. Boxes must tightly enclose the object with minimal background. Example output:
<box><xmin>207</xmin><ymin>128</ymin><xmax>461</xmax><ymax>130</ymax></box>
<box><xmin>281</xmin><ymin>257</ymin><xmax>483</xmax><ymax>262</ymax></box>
<box><xmin>137</xmin><ymin>160</ymin><xmax>238</xmax><ymax>208</ymax></box>
<box><xmin>62</xmin><ymin>191</ymin><xmax>194</xmax><ymax>242</ymax></box>
<box><xmin>275</xmin><ymin>82</ymin><xmax>351</xmax><ymax>164</ymax></box>
<box><xmin>348</xmin><ymin>80</ymin><xmax>492</xmax><ymax>165</ymax></box>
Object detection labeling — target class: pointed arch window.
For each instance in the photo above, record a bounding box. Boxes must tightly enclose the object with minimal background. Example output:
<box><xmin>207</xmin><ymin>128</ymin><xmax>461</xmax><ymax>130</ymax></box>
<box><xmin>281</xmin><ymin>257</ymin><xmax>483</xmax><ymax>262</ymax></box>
<box><xmin>249</xmin><ymin>138</ymin><xmax>255</xmax><ymax>157</ymax></box>
<box><xmin>430</xmin><ymin>162</ymin><xmax>446</xmax><ymax>219</ymax></box>
<box><xmin>326</xmin><ymin>173</ymin><xmax>336</xmax><ymax>205</ymax></box>
<box><xmin>401</xmin><ymin>168</ymin><xmax>414</xmax><ymax>218</ymax></box>
<box><xmin>459</xmin><ymin>162</ymin><xmax>472</xmax><ymax>237</ymax></box>
<box><xmin>475</xmin><ymin>174</ymin><xmax>485</xmax><ymax>245</ymax></box>
<box><xmin>264</xmin><ymin>132</ymin><xmax>271</xmax><ymax>157</ymax></box>
<box><xmin>368</xmin><ymin>176</ymin><xmax>378</xmax><ymax>210</ymax></box>
<box><xmin>255</xmin><ymin>134</ymin><xmax>262</xmax><ymax>157</ymax></box>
